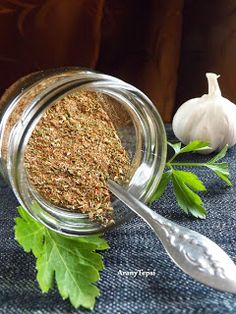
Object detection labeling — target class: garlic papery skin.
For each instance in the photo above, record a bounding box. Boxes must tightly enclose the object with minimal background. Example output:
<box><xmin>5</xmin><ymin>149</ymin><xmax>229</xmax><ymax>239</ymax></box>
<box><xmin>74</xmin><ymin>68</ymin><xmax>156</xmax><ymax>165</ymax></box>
<box><xmin>172</xmin><ymin>73</ymin><xmax>236</xmax><ymax>154</ymax></box>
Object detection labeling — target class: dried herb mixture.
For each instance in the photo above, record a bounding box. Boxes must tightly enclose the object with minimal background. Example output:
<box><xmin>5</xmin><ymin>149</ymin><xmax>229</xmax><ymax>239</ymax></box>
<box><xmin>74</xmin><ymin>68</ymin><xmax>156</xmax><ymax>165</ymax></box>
<box><xmin>25</xmin><ymin>91</ymin><xmax>131</xmax><ymax>225</ymax></box>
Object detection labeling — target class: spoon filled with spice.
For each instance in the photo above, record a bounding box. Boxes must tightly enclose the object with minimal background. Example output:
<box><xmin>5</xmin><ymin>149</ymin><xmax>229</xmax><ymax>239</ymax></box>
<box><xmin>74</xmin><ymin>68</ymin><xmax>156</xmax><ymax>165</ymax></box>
<box><xmin>108</xmin><ymin>179</ymin><xmax>236</xmax><ymax>294</ymax></box>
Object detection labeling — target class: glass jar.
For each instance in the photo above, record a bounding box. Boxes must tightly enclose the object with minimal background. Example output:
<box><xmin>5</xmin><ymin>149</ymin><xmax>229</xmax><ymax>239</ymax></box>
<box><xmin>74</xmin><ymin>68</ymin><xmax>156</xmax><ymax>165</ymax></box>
<box><xmin>0</xmin><ymin>67</ymin><xmax>167</xmax><ymax>236</ymax></box>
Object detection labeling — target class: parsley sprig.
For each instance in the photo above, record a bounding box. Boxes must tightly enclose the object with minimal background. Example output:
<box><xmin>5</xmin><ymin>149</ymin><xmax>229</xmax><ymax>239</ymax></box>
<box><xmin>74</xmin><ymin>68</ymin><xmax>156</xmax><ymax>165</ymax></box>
<box><xmin>149</xmin><ymin>141</ymin><xmax>232</xmax><ymax>218</ymax></box>
<box><xmin>14</xmin><ymin>207</ymin><xmax>109</xmax><ymax>310</ymax></box>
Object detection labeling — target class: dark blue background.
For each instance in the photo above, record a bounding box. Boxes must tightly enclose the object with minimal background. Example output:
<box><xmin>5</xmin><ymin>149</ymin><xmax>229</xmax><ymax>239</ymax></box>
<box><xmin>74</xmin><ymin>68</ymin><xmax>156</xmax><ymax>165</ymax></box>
<box><xmin>1</xmin><ymin>126</ymin><xmax>236</xmax><ymax>314</ymax></box>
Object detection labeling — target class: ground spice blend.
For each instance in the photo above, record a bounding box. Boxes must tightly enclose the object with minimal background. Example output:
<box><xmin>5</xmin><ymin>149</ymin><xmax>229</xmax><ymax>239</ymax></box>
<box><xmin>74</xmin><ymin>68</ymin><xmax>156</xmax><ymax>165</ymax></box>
<box><xmin>24</xmin><ymin>91</ymin><xmax>131</xmax><ymax>225</ymax></box>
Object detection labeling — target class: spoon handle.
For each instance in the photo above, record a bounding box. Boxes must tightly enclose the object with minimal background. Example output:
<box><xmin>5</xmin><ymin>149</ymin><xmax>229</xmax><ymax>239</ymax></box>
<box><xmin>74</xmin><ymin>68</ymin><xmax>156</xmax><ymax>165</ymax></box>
<box><xmin>108</xmin><ymin>180</ymin><xmax>236</xmax><ymax>293</ymax></box>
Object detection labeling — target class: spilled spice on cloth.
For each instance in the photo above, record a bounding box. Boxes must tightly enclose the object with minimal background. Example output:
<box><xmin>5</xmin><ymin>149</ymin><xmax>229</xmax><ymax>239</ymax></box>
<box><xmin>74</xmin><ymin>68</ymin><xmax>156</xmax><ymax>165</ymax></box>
<box><xmin>24</xmin><ymin>91</ymin><xmax>131</xmax><ymax>225</ymax></box>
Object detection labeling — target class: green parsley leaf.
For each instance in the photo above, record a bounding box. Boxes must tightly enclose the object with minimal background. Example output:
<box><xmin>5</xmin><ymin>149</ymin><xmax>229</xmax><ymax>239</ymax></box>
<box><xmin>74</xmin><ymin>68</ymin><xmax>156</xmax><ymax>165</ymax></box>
<box><xmin>14</xmin><ymin>206</ymin><xmax>109</xmax><ymax>310</ymax></box>
<box><xmin>206</xmin><ymin>162</ymin><xmax>232</xmax><ymax>186</ymax></box>
<box><xmin>148</xmin><ymin>170</ymin><xmax>172</xmax><ymax>203</ymax></box>
<box><xmin>172</xmin><ymin>170</ymin><xmax>207</xmax><ymax>219</ymax></box>
<box><xmin>15</xmin><ymin>207</ymin><xmax>44</xmax><ymax>257</ymax></box>
<box><xmin>179</xmin><ymin>140</ymin><xmax>211</xmax><ymax>154</ymax></box>
<box><xmin>207</xmin><ymin>145</ymin><xmax>228</xmax><ymax>163</ymax></box>
<box><xmin>168</xmin><ymin>140</ymin><xmax>211</xmax><ymax>157</ymax></box>
<box><xmin>172</xmin><ymin>170</ymin><xmax>206</xmax><ymax>191</ymax></box>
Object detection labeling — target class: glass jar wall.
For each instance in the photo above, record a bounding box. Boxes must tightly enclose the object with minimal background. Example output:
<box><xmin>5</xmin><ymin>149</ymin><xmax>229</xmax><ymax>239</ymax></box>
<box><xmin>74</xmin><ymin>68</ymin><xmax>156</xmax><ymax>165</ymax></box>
<box><xmin>0</xmin><ymin>67</ymin><xmax>166</xmax><ymax>235</ymax></box>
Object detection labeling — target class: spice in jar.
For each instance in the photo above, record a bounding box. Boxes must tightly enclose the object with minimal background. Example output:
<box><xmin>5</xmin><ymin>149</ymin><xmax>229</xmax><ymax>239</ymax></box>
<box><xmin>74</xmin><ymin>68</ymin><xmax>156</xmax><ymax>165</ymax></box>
<box><xmin>24</xmin><ymin>91</ymin><xmax>131</xmax><ymax>225</ymax></box>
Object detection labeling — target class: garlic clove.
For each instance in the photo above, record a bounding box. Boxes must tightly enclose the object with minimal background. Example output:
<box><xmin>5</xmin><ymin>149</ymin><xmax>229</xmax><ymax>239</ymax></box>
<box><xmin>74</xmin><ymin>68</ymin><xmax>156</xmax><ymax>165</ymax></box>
<box><xmin>172</xmin><ymin>73</ymin><xmax>236</xmax><ymax>154</ymax></box>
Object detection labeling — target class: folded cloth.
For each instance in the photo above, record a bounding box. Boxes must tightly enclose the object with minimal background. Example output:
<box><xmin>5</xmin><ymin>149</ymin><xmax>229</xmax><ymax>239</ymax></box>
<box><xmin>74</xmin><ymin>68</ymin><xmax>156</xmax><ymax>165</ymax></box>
<box><xmin>0</xmin><ymin>125</ymin><xmax>236</xmax><ymax>313</ymax></box>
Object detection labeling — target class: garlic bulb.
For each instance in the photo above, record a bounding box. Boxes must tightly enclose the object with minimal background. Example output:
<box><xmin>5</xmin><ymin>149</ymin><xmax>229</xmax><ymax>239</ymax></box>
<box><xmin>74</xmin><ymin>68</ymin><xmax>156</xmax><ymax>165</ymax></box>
<box><xmin>172</xmin><ymin>73</ymin><xmax>236</xmax><ymax>154</ymax></box>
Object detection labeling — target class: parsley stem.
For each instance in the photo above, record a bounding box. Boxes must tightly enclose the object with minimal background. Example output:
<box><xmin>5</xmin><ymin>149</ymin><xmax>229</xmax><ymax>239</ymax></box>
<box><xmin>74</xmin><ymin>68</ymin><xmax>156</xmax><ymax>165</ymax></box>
<box><xmin>168</xmin><ymin>162</ymin><xmax>207</xmax><ymax>167</ymax></box>
<box><xmin>167</xmin><ymin>154</ymin><xmax>178</xmax><ymax>164</ymax></box>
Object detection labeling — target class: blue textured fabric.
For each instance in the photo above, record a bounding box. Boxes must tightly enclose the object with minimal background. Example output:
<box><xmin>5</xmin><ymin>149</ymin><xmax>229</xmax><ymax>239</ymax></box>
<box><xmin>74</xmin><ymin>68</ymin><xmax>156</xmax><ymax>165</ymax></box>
<box><xmin>1</xmin><ymin>125</ymin><xmax>236</xmax><ymax>313</ymax></box>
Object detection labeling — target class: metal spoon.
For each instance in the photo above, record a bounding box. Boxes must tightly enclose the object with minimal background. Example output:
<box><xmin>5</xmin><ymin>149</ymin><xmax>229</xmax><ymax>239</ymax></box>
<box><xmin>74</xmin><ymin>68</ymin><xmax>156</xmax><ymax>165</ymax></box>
<box><xmin>108</xmin><ymin>180</ymin><xmax>236</xmax><ymax>293</ymax></box>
